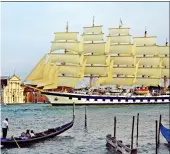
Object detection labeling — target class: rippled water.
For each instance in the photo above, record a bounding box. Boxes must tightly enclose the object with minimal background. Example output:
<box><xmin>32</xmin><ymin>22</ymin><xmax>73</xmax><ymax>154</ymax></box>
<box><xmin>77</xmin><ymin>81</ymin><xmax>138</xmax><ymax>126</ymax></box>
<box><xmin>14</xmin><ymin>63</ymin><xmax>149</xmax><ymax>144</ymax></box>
<box><xmin>1</xmin><ymin>104</ymin><xmax>170</xmax><ymax>154</ymax></box>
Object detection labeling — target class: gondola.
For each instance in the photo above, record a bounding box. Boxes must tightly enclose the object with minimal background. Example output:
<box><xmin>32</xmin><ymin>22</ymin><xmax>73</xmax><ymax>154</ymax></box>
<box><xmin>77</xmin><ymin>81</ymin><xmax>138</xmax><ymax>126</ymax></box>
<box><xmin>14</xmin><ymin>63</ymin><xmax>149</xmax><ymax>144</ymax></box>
<box><xmin>160</xmin><ymin>123</ymin><xmax>170</xmax><ymax>147</ymax></box>
<box><xmin>1</xmin><ymin>105</ymin><xmax>75</xmax><ymax>148</ymax></box>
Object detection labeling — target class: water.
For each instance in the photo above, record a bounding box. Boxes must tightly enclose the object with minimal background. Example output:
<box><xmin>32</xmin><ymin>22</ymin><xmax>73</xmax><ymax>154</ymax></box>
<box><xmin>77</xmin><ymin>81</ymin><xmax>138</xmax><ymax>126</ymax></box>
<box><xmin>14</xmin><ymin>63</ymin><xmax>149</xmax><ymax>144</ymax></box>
<box><xmin>1</xmin><ymin>104</ymin><xmax>169</xmax><ymax>154</ymax></box>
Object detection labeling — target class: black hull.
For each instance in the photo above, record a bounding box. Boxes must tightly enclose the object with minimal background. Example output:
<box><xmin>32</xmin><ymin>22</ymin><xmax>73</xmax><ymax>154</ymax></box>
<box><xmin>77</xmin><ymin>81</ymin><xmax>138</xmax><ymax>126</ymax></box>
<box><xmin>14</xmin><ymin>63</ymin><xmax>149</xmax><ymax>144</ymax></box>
<box><xmin>1</xmin><ymin>119</ymin><xmax>74</xmax><ymax>148</ymax></box>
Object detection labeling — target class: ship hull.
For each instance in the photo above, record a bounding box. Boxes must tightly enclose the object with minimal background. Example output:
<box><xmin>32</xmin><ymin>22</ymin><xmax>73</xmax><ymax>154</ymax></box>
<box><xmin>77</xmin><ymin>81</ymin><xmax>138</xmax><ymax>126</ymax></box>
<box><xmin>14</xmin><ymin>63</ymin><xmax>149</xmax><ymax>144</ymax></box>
<box><xmin>42</xmin><ymin>92</ymin><xmax>170</xmax><ymax>106</ymax></box>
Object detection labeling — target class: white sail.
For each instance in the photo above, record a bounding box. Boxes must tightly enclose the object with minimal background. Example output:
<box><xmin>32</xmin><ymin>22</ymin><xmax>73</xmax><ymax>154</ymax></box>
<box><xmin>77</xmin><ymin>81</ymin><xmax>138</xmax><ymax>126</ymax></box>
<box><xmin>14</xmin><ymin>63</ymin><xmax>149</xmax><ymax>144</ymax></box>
<box><xmin>50</xmin><ymin>53</ymin><xmax>83</xmax><ymax>65</ymax></box>
<box><xmin>57</xmin><ymin>77</ymin><xmax>82</xmax><ymax>88</ymax></box>
<box><xmin>58</xmin><ymin>65</ymin><xmax>82</xmax><ymax>77</ymax></box>
<box><xmin>82</xmin><ymin>33</ymin><xmax>104</xmax><ymax>41</ymax></box>
<box><xmin>108</xmin><ymin>35</ymin><xmax>131</xmax><ymax>44</ymax></box>
<box><xmin>162</xmin><ymin>57</ymin><xmax>169</xmax><ymax>67</ymax></box>
<box><xmin>135</xmin><ymin>78</ymin><xmax>160</xmax><ymax>86</ymax></box>
<box><xmin>137</xmin><ymin>68</ymin><xmax>161</xmax><ymax>77</ymax></box>
<box><xmin>99</xmin><ymin>77</ymin><xmax>134</xmax><ymax>86</ymax></box>
<box><xmin>111</xmin><ymin>56</ymin><xmax>136</xmax><ymax>66</ymax></box>
<box><xmin>135</xmin><ymin>46</ymin><xmax>158</xmax><ymax>55</ymax></box>
<box><xmin>53</xmin><ymin>32</ymin><xmax>78</xmax><ymax>41</ymax></box>
<box><xmin>25</xmin><ymin>23</ymin><xmax>169</xmax><ymax>89</ymax></box>
<box><xmin>110</xmin><ymin>44</ymin><xmax>134</xmax><ymax>55</ymax></box>
<box><xmin>157</xmin><ymin>46</ymin><xmax>169</xmax><ymax>56</ymax></box>
<box><xmin>136</xmin><ymin>57</ymin><xmax>161</xmax><ymax>66</ymax></box>
<box><xmin>105</xmin><ymin>39</ymin><xmax>111</xmax><ymax>54</ymax></box>
<box><xmin>83</xmin><ymin>26</ymin><xmax>102</xmax><ymax>34</ymax></box>
<box><xmin>108</xmin><ymin>28</ymin><xmax>130</xmax><ymax>35</ymax></box>
<box><xmin>85</xmin><ymin>55</ymin><xmax>108</xmax><ymax>65</ymax></box>
<box><xmin>111</xmin><ymin>67</ymin><xmax>136</xmax><ymax>76</ymax></box>
<box><xmin>133</xmin><ymin>37</ymin><xmax>157</xmax><ymax>46</ymax></box>
<box><xmin>32</xmin><ymin>56</ymin><xmax>52</xmax><ymax>83</ymax></box>
<box><xmin>51</xmin><ymin>41</ymin><xmax>80</xmax><ymax>52</ymax></box>
<box><xmin>43</xmin><ymin>68</ymin><xmax>59</xmax><ymax>89</ymax></box>
<box><xmin>84</xmin><ymin>43</ymin><xmax>105</xmax><ymax>54</ymax></box>
<box><xmin>25</xmin><ymin>55</ymin><xmax>46</xmax><ymax>82</ymax></box>
<box><xmin>38</xmin><ymin>63</ymin><xmax>58</xmax><ymax>87</ymax></box>
<box><xmin>161</xmin><ymin>68</ymin><xmax>169</xmax><ymax>77</ymax></box>
<box><xmin>85</xmin><ymin>66</ymin><xmax>109</xmax><ymax>76</ymax></box>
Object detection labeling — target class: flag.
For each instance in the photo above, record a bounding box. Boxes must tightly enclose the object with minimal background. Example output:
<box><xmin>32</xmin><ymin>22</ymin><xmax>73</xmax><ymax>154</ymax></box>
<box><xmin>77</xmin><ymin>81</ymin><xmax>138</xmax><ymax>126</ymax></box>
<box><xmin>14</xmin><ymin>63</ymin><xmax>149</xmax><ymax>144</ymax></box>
<box><xmin>144</xmin><ymin>30</ymin><xmax>147</xmax><ymax>37</ymax></box>
<box><xmin>119</xmin><ymin>18</ymin><xmax>123</xmax><ymax>27</ymax></box>
<box><xmin>144</xmin><ymin>26</ymin><xmax>147</xmax><ymax>37</ymax></box>
<box><xmin>120</xmin><ymin>19</ymin><xmax>123</xmax><ymax>25</ymax></box>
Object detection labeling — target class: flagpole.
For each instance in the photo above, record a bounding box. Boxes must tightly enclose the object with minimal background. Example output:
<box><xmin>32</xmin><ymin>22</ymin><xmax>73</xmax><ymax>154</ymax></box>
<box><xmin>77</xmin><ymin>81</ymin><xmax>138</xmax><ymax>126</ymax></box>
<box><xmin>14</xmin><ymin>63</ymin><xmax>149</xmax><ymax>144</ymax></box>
<box><xmin>119</xmin><ymin>18</ymin><xmax>123</xmax><ymax>28</ymax></box>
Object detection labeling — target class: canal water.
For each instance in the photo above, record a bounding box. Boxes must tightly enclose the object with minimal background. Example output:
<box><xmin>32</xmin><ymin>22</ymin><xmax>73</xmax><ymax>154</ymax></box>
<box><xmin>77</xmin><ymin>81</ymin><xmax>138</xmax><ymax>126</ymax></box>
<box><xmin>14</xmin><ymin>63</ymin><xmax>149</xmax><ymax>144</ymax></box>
<box><xmin>1</xmin><ymin>104</ymin><xmax>169</xmax><ymax>154</ymax></box>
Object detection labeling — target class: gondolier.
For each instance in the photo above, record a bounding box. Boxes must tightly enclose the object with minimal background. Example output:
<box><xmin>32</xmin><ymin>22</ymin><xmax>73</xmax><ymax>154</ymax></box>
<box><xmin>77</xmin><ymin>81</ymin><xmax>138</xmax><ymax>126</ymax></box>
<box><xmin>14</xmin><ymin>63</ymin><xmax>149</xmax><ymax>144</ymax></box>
<box><xmin>2</xmin><ymin>118</ymin><xmax>9</xmax><ymax>138</ymax></box>
<box><xmin>1</xmin><ymin>105</ymin><xmax>75</xmax><ymax>148</ymax></box>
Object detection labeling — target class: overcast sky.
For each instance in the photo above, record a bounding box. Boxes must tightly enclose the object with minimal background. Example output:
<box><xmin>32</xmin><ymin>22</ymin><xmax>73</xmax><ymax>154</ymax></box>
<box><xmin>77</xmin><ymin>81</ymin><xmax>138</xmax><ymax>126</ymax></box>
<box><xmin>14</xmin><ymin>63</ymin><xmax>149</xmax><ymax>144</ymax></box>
<box><xmin>1</xmin><ymin>2</ymin><xmax>169</xmax><ymax>81</ymax></box>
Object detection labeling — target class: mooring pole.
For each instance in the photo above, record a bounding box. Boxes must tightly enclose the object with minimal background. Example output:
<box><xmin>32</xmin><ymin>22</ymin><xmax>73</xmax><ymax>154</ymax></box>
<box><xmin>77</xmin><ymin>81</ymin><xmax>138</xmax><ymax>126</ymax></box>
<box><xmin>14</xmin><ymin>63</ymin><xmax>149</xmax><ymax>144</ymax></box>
<box><xmin>136</xmin><ymin>113</ymin><xmax>139</xmax><ymax>147</ymax></box>
<box><xmin>131</xmin><ymin>116</ymin><xmax>135</xmax><ymax>150</ymax></box>
<box><xmin>114</xmin><ymin>117</ymin><xmax>116</xmax><ymax>138</ymax></box>
<box><xmin>85</xmin><ymin>106</ymin><xmax>87</xmax><ymax>128</ymax></box>
<box><xmin>156</xmin><ymin>120</ymin><xmax>158</xmax><ymax>154</ymax></box>
<box><xmin>73</xmin><ymin>102</ymin><xmax>75</xmax><ymax>120</ymax></box>
<box><xmin>158</xmin><ymin>115</ymin><xmax>162</xmax><ymax>146</ymax></box>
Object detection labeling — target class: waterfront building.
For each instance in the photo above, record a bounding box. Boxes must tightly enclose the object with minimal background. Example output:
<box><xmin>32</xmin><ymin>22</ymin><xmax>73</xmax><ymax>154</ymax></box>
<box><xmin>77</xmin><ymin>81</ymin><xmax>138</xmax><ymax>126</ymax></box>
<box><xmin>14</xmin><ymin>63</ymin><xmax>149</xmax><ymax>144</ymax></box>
<box><xmin>0</xmin><ymin>74</ymin><xmax>24</xmax><ymax>104</ymax></box>
<box><xmin>23</xmin><ymin>85</ymin><xmax>49</xmax><ymax>103</ymax></box>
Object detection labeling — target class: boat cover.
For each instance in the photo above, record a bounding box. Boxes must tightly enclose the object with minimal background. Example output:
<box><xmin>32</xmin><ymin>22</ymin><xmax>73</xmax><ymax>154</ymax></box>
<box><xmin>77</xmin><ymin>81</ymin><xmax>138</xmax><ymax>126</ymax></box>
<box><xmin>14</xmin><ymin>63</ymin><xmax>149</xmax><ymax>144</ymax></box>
<box><xmin>160</xmin><ymin>123</ymin><xmax>170</xmax><ymax>143</ymax></box>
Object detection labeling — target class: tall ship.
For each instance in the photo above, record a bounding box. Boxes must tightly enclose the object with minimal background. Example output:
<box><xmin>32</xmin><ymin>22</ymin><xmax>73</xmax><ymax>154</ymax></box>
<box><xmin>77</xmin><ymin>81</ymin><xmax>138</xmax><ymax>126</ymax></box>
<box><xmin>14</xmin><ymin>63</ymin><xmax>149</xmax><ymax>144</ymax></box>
<box><xmin>24</xmin><ymin>18</ymin><xmax>170</xmax><ymax>106</ymax></box>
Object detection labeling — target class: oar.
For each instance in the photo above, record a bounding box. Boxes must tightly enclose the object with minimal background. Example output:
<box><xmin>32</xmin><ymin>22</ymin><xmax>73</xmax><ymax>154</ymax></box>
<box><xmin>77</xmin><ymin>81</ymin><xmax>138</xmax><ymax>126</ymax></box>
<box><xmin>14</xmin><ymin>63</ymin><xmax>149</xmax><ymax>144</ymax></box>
<box><xmin>12</xmin><ymin>136</ymin><xmax>21</xmax><ymax>148</ymax></box>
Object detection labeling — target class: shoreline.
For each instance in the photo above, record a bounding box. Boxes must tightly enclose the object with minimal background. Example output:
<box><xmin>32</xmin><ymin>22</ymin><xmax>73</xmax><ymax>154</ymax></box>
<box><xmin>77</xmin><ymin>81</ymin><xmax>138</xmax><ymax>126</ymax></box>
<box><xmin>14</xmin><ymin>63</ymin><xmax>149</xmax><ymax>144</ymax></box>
<box><xmin>0</xmin><ymin>102</ymin><xmax>50</xmax><ymax>105</ymax></box>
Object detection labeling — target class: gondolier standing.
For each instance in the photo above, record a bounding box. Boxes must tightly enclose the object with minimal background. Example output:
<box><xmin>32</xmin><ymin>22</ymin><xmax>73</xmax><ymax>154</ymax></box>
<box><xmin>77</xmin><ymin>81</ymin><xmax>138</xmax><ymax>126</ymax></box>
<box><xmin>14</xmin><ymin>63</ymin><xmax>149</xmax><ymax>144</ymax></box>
<box><xmin>2</xmin><ymin>118</ymin><xmax>9</xmax><ymax>138</ymax></box>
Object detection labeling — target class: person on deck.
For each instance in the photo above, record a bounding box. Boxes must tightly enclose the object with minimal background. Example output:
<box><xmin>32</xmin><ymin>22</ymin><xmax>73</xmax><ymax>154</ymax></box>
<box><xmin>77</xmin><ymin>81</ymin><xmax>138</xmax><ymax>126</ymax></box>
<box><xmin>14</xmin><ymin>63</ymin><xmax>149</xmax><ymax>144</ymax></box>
<box><xmin>30</xmin><ymin>130</ymin><xmax>35</xmax><ymax>137</ymax></box>
<box><xmin>25</xmin><ymin>130</ymin><xmax>31</xmax><ymax>137</ymax></box>
<box><xmin>21</xmin><ymin>132</ymin><xmax>26</xmax><ymax>137</ymax></box>
<box><xmin>2</xmin><ymin>118</ymin><xmax>9</xmax><ymax>138</ymax></box>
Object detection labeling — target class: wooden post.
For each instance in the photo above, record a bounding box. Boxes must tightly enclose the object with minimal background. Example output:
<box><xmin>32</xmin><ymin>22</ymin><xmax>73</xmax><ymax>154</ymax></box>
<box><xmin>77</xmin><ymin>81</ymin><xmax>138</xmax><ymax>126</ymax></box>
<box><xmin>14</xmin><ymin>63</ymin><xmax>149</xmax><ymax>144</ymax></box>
<box><xmin>85</xmin><ymin>106</ymin><xmax>87</xmax><ymax>128</ymax></box>
<box><xmin>158</xmin><ymin>115</ymin><xmax>162</xmax><ymax>145</ymax></box>
<box><xmin>136</xmin><ymin>113</ymin><xmax>139</xmax><ymax>147</ymax></box>
<box><xmin>73</xmin><ymin>102</ymin><xmax>75</xmax><ymax>119</ymax></box>
<box><xmin>114</xmin><ymin>117</ymin><xmax>116</xmax><ymax>138</ymax></box>
<box><xmin>156</xmin><ymin>120</ymin><xmax>158</xmax><ymax>154</ymax></box>
<box><xmin>131</xmin><ymin>116</ymin><xmax>135</xmax><ymax>150</ymax></box>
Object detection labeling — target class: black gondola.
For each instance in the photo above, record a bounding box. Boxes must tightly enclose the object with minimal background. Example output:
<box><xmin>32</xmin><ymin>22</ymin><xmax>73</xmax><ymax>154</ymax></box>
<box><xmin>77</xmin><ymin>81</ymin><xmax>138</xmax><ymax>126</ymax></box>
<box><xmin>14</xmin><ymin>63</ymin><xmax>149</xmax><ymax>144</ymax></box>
<box><xmin>1</xmin><ymin>105</ymin><xmax>75</xmax><ymax>148</ymax></box>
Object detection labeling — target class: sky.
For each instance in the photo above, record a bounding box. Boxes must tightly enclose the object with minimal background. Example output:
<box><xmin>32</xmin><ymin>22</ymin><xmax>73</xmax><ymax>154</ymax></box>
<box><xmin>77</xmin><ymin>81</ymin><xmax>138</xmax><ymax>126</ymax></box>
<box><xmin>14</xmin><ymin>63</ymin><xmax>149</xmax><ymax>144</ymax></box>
<box><xmin>1</xmin><ymin>2</ymin><xmax>169</xmax><ymax>82</ymax></box>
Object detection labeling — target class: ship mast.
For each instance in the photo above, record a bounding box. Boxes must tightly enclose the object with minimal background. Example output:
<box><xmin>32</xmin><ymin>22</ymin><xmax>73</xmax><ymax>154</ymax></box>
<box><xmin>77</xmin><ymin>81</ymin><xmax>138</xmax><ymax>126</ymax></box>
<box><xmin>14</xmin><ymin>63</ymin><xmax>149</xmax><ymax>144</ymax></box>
<box><xmin>90</xmin><ymin>16</ymin><xmax>95</xmax><ymax>88</ymax></box>
<box><xmin>117</xmin><ymin>18</ymin><xmax>123</xmax><ymax>89</ymax></box>
<box><xmin>144</xmin><ymin>26</ymin><xmax>147</xmax><ymax>38</ymax></box>
<box><xmin>65</xmin><ymin>22</ymin><xmax>69</xmax><ymax>54</ymax></box>
<box><xmin>163</xmin><ymin>39</ymin><xmax>168</xmax><ymax>94</ymax></box>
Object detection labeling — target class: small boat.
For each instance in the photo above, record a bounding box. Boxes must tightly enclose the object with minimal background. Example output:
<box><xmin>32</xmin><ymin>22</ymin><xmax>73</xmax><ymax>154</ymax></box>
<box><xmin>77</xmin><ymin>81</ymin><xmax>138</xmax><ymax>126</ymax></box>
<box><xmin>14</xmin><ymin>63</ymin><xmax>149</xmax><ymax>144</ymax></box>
<box><xmin>1</xmin><ymin>106</ymin><xmax>75</xmax><ymax>148</ymax></box>
<box><xmin>106</xmin><ymin>134</ymin><xmax>137</xmax><ymax>154</ymax></box>
<box><xmin>160</xmin><ymin>123</ymin><xmax>170</xmax><ymax>147</ymax></box>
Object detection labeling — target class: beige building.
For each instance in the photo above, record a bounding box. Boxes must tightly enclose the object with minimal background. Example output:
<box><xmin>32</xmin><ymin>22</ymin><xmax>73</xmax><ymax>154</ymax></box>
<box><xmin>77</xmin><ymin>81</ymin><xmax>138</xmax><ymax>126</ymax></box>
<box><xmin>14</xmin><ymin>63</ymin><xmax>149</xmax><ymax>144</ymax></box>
<box><xmin>1</xmin><ymin>74</ymin><xmax>24</xmax><ymax>104</ymax></box>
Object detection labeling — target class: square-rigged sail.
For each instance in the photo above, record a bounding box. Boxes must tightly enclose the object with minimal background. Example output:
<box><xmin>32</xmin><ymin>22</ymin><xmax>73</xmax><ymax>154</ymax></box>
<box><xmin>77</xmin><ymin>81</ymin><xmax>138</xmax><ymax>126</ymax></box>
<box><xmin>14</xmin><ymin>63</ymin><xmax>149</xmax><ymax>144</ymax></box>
<box><xmin>24</xmin><ymin>21</ymin><xmax>169</xmax><ymax>89</ymax></box>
